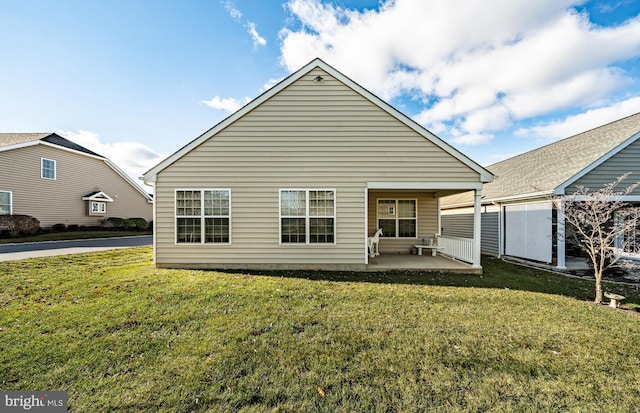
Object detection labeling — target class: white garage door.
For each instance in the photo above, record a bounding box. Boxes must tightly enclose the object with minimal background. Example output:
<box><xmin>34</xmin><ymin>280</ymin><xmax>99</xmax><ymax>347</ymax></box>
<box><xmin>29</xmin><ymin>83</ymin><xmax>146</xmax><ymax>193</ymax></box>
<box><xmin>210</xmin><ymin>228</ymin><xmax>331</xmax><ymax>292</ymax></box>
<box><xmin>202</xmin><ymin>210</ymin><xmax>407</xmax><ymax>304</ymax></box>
<box><xmin>505</xmin><ymin>201</ymin><xmax>552</xmax><ymax>263</ymax></box>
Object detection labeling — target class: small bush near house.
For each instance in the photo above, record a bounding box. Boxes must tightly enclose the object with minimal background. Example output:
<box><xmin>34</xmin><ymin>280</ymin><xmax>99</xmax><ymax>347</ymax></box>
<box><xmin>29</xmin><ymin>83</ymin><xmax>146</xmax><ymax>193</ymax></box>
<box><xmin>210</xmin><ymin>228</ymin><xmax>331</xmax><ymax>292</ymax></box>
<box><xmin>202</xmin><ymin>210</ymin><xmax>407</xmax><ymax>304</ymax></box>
<box><xmin>51</xmin><ymin>223</ymin><xmax>66</xmax><ymax>232</ymax></box>
<box><xmin>0</xmin><ymin>215</ymin><xmax>41</xmax><ymax>237</ymax></box>
<box><xmin>67</xmin><ymin>224</ymin><xmax>79</xmax><ymax>232</ymax></box>
<box><xmin>105</xmin><ymin>217</ymin><xmax>126</xmax><ymax>229</ymax></box>
<box><xmin>127</xmin><ymin>218</ymin><xmax>148</xmax><ymax>231</ymax></box>
<box><xmin>104</xmin><ymin>217</ymin><xmax>150</xmax><ymax>231</ymax></box>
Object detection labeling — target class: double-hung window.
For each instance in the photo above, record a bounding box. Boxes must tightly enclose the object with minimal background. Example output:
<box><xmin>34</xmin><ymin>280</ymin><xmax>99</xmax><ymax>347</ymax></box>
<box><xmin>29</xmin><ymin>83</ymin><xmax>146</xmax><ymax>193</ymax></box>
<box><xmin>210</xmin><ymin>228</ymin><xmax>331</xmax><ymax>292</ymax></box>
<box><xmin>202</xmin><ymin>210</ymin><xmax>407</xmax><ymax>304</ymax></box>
<box><xmin>91</xmin><ymin>201</ymin><xmax>107</xmax><ymax>215</ymax></box>
<box><xmin>616</xmin><ymin>208</ymin><xmax>640</xmax><ymax>256</ymax></box>
<box><xmin>176</xmin><ymin>189</ymin><xmax>230</xmax><ymax>244</ymax></box>
<box><xmin>377</xmin><ymin>199</ymin><xmax>417</xmax><ymax>238</ymax></box>
<box><xmin>41</xmin><ymin>158</ymin><xmax>56</xmax><ymax>180</ymax></box>
<box><xmin>280</xmin><ymin>189</ymin><xmax>335</xmax><ymax>244</ymax></box>
<box><xmin>0</xmin><ymin>191</ymin><xmax>11</xmax><ymax>215</ymax></box>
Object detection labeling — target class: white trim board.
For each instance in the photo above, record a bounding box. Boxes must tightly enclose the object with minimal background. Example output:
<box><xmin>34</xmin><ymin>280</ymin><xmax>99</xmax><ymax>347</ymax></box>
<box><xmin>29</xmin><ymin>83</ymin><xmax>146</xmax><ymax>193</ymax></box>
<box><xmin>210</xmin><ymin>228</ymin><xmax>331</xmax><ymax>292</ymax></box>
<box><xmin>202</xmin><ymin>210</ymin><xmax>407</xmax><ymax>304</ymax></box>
<box><xmin>367</xmin><ymin>182</ymin><xmax>483</xmax><ymax>190</ymax></box>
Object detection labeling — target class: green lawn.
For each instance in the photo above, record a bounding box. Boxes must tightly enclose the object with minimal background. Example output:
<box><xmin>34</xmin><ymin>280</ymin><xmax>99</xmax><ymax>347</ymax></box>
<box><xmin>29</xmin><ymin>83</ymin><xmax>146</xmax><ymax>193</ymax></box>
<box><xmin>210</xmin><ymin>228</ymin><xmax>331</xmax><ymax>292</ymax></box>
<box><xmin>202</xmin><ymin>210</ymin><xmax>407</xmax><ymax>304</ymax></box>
<box><xmin>1</xmin><ymin>248</ymin><xmax>639</xmax><ymax>412</ymax></box>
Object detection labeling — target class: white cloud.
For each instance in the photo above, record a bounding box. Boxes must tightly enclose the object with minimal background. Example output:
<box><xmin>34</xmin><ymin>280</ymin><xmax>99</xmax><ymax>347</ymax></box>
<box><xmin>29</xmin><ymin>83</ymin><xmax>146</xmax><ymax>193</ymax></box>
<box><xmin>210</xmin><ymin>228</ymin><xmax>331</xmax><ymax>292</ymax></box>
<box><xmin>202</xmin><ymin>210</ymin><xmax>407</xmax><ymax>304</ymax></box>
<box><xmin>58</xmin><ymin>130</ymin><xmax>169</xmax><ymax>190</ymax></box>
<box><xmin>280</xmin><ymin>0</ymin><xmax>640</xmax><ymax>143</ymax></box>
<box><xmin>516</xmin><ymin>96</ymin><xmax>640</xmax><ymax>139</ymax></box>
<box><xmin>262</xmin><ymin>78</ymin><xmax>284</xmax><ymax>92</ymax></box>
<box><xmin>247</xmin><ymin>22</ymin><xmax>267</xmax><ymax>47</ymax></box>
<box><xmin>450</xmin><ymin>133</ymin><xmax>495</xmax><ymax>146</ymax></box>
<box><xmin>223</xmin><ymin>1</ymin><xmax>242</xmax><ymax>21</ymax></box>
<box><xmin>224</xmin><ymin>1</ymin><xmax>267</xmax><ymax>48</ymax></box>
<box><xmin>504</xmin><ymin>68</ymin><xmax>630</xmax><ymax>119</ymax></box>
<box><xmin>201</xmin><ymin>96</ymin><xmax>251</xmax><ymax>113</ymax></box>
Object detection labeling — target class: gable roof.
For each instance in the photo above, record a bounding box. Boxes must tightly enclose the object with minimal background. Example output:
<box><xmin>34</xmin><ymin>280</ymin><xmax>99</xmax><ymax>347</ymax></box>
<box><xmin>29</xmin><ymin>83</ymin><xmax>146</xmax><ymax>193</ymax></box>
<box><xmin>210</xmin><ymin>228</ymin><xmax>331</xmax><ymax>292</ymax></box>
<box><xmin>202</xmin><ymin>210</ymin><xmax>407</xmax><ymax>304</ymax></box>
<box><xmin>82</xmin><ymin>191</ymin><xmax>114</xmax><ymax>202</ymax></box>
<box><xmin>143</xmin><ymin>58</ymin><xmax>493</xmax><ymax>184</ymax></box>
<box><xmin>0</xmin><ymin>133</ymin><xmax>104</xmax><ymax>157</ymax></box>
<box><xmin>0</xmin><ymin>132</ymin><xmax>152</xmax><ymax>202</ymax></box>
<box><xmin>443</xmin><ymin>111</ymin><xmax>640</xmax><ymax>207</ymax></box>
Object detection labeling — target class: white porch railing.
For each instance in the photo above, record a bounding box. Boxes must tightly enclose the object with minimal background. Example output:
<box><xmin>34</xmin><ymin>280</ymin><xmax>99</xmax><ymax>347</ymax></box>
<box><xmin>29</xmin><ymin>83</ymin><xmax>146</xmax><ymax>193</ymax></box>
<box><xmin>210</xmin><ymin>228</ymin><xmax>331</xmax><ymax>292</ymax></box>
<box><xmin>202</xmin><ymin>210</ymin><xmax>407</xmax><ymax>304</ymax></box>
<box><xmin>436</xmin><ymin>235</ymin><xmax>474</xmax><ymax>264</ymax></box>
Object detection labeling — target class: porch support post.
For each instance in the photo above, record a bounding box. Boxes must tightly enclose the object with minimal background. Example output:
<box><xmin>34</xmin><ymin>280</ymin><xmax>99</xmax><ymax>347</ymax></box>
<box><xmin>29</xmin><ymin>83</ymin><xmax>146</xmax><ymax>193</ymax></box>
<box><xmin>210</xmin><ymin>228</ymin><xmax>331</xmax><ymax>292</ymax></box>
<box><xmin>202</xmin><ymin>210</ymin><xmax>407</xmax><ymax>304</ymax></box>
<box><xmin>472</xmin><ymin>189</ymin><xmax>482</xmax><ymax>269</ymax></box>
<box><xmin>364</xmin><ymin>187</ymin><xmax>369</xmax><ymax>265</ymax></box>
<box><xmin>556</xmin><ymin>197</ymin><xmax>566</xmax><ymax>269</ymax></box>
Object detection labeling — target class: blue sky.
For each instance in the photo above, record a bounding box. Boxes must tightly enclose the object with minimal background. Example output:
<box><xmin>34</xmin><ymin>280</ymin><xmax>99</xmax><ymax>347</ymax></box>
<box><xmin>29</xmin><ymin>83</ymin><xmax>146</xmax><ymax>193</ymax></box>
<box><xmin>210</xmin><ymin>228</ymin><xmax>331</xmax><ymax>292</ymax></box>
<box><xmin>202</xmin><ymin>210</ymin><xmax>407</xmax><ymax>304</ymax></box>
<box><xmin>2</xmin><ymin>0</ymin><xmax>640</xmax><ymax>186</ymax></box>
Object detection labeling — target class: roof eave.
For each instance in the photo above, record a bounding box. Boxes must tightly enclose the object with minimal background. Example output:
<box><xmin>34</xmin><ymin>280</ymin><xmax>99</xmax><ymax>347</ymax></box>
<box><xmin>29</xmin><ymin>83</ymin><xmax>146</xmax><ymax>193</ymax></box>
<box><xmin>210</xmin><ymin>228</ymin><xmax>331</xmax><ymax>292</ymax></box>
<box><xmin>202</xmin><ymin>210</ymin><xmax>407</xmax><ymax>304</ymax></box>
<box><xmin>103</xmin><ymin>159</ymin><xmax>153</xmax><ymax>202</ymax></box>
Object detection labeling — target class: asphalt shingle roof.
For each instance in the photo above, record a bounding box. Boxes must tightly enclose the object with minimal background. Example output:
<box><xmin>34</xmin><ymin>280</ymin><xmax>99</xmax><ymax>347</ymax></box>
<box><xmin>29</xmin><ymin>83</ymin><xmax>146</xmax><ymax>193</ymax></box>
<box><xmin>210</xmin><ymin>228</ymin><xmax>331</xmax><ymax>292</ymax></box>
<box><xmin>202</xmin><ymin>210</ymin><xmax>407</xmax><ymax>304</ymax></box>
<box><xmin>0</xmin><ymin>133</ymin><xmax>52</xmax><ymax>146</ymax></box>
<box><xmin>0</xmin><ymin>133</ymin><xmax>104</xmax><ymax>158</ymax></box>
<box><xmin>443</xmin><ymin>111</ymin><xmax>640</xmax><ymax>206</ymax></box>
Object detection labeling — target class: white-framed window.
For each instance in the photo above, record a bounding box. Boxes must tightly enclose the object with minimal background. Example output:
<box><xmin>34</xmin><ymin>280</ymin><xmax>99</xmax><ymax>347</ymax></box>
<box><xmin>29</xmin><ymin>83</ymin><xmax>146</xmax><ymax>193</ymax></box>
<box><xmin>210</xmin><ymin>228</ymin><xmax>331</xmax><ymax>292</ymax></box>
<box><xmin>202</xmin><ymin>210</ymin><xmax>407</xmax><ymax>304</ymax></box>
<box><xmin>91</xmin><ymin>201</ymin><xmax>106</xmax><ymax>215</ymax></box>
<box><xmin>41</xmin><ymin>158</ymin><xmax>56</xmax><ymax>180</ymax></box>
<box><xmin>377</xmin><ymin>199</ymin><xmax>417</xmax><ymax>238</ymax></box>
<box><xmin>280</xmin><ymin>189</ymin><xmax>335</xmax><ymax>244</ymax></box>
<box><xmin>0</xmin><ymin>191</ymin><xmax>11</xmax><ymax>215</ymax></box>
<box><xmin>175</xmin><ymin>189</ymin><xmax>230</xmax><ymax>244</ymax></box>
<box><xmin>616</xmin><ymin>208</ymin><xmax>640</xmax><ymax>256</ymax></box>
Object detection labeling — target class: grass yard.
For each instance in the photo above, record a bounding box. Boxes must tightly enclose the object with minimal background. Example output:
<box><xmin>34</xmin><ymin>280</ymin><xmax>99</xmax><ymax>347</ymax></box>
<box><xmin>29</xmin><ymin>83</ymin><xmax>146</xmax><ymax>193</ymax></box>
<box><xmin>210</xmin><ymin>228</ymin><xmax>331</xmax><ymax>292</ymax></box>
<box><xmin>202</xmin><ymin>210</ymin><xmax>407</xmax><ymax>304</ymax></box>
<box><xmin>1</xmin><ymin>248</ymin><xmax>640</xmax><ymax>412</ymax></box>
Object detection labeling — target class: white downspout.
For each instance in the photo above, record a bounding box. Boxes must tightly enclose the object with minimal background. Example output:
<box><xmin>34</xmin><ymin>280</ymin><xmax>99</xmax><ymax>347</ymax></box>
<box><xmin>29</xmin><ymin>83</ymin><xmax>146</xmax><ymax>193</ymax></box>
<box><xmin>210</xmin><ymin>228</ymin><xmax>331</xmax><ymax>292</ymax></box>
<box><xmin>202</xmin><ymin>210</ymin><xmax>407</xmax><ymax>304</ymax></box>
<box><xmin>498</xmin><ymin>202</ymin><xmax>504</xmax><ymax>257</ymax></box>
<box><xmin>437</xmin><ymin>196</ymin><xmax>442</xmax><ymax>236</ymax></box>
<box><xmin>556</xmin><ymin>196</ymin><xmax>566</xmax><ymax>269</ymax></box>
<box><xmin>473</xmin><ymin>189</ymin><xmax>482</xmax><ymax>269</ymax></box>
<box><xmin>364</xmin><ymin>187</ymin><xmax>369</xmax><ymax>265</ymax></box>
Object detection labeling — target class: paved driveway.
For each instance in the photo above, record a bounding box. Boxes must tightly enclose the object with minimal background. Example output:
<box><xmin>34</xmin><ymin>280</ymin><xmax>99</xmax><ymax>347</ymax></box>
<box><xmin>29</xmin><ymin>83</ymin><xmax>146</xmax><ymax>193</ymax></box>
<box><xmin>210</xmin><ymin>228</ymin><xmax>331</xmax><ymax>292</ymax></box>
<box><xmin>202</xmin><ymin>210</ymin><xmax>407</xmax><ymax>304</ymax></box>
<box><xmin>0</xmin><ymin>235</ymin><xmax>152</xmax><ymax>262</ymax></box>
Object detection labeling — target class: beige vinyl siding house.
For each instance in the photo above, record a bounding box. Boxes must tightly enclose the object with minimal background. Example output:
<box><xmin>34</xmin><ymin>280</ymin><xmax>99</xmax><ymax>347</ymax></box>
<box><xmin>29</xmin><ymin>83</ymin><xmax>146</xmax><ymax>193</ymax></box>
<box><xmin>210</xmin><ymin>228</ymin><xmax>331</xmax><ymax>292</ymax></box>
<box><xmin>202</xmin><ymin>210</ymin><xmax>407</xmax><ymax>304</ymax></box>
<box><xmin>144</xmin><ymin>59</ymin><xmax>493</xmax><ymax>272</ymax></box>
<box><xmin>0</xmin><ymin>133</ymin><xmax>153</xmax><ymax>227</ymax></box>
<box><xmin>441</xmin><ymin>112</ymin><xmax>640</xmax><ymax>269</ymax></box>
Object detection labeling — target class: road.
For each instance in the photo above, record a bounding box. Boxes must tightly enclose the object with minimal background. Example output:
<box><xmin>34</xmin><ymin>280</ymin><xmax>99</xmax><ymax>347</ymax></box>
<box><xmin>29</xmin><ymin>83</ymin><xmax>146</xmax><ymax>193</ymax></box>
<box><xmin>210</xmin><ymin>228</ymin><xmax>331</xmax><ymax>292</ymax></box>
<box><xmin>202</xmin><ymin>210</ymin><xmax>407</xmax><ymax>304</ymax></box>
<box><xmin>0</xmin><ymin>235</ymin><xmax>152</xmax><ymax>262</ymax></box>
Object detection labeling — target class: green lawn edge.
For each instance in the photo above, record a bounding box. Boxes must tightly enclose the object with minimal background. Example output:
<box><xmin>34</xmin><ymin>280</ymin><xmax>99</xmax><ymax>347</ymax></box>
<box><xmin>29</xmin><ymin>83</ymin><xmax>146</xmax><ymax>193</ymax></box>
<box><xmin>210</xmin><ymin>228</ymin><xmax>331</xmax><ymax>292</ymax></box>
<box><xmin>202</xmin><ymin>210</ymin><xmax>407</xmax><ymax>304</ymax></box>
<box><xmin>0</xmin><ymin>231</ymin><xmax>151</xmax><ymax>244</ymax></box>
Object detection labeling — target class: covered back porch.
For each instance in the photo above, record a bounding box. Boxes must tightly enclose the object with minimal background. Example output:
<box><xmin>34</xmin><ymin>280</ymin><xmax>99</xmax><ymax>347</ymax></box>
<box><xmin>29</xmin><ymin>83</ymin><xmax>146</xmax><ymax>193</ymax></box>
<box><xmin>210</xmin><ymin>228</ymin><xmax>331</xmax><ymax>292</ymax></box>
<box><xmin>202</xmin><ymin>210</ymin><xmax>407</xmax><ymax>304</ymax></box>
<box><xmin>367</xmin><ymin>253</ymin><xmax>481</xmax><ymax>274</ymax></box>
<box><xmin>365</xmin><ymin>182</ymin><xmax>483</xmax><ymax>273</ymax></box>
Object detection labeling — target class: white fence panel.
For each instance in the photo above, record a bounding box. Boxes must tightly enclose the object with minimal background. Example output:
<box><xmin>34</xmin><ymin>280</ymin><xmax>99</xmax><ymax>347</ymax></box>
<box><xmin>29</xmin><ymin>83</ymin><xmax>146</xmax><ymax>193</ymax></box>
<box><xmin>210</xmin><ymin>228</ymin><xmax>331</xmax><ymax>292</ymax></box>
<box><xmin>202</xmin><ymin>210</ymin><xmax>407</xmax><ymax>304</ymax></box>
<box><xmin>436</xmin><ymin>235</ymin><xmax>474</xmax><ymax>264</ymax></box>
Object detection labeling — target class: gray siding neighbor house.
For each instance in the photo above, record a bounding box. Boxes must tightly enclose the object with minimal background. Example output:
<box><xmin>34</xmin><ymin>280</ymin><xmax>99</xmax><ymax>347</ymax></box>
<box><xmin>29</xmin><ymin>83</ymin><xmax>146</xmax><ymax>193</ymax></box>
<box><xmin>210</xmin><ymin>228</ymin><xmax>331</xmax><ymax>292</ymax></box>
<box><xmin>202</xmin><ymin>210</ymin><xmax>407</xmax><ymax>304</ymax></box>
<box><xmin>143</xmin><ymin>58</ymin><xmax>493</xmax><ymax>272</ymax></box>
<box><xmin>441</xmin><ymin>112</ymin><xmax>640</xmax><ymax>269</ymax></box>
<box><xmin>0</xmin><ymin>133</ymin><xmax>153</xmax><ymax>228</ymax></box>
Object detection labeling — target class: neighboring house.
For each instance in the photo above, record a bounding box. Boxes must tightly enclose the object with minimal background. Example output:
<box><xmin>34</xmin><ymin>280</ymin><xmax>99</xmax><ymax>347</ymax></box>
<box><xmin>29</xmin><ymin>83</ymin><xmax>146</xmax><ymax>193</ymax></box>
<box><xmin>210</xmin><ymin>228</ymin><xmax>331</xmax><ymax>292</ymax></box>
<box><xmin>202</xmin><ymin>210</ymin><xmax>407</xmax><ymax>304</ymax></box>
<box><xmin>0</xmin><ymin>133</ymin><xmax>153</xmax><ymax>227</ymax></box>
<box><xmin>143</xmin><ymin>58</ymin><xmax>493</xmax><ymax>272</ymax></box>
<box><xmin>441</xmin><ymin>112</ymin><xmax>640</xmax><ymax>269</ymax></box>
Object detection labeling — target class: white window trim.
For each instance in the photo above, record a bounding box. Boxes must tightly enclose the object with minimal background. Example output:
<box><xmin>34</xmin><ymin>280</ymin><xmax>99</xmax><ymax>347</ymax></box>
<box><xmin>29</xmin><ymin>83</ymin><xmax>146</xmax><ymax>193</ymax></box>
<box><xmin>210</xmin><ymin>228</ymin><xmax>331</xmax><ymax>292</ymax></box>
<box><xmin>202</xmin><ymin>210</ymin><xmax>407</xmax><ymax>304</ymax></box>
<box><xmin>174</xmin><ymin>189</ymin><xmax>232</xmax><ymax>245</ymax></box>
<box><xmin>614</xmin><ymin>208</ymin><xmax>640</xmax><ymax>258</ymax></box>
<box><xmin>90</xmin><ymin>201</ymin><xmax>107</xmax><ymax>215</ymax></box>
<box><xmin>0</xmin><ymin>190</ymin><xmax>12</xmax><ymax>215</ymax></box>
<box><xmin>41</xmin><ymin>158</ymin><xmax>56</xmax><ymax>180</ymax></box>
<box><xmin>279</xmin><ymin>188</ymin><xmax>337</xmax><ymax>245</ymax></box>
<box><xmin>377</xmin><ymin>198</ymin><xmax>418</xmax><ymax>239</ymax></box>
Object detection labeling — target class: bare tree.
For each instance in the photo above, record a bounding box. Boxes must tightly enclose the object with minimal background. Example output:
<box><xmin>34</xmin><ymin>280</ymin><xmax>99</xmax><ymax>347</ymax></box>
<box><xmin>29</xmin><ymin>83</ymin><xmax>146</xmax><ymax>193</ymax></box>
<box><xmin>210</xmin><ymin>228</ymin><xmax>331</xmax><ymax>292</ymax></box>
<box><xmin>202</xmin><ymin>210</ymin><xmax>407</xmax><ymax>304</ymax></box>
<box><xmin>554</xmin><ymin>173</ymin><xmax>640</xmax><ymax>304</ymax></box>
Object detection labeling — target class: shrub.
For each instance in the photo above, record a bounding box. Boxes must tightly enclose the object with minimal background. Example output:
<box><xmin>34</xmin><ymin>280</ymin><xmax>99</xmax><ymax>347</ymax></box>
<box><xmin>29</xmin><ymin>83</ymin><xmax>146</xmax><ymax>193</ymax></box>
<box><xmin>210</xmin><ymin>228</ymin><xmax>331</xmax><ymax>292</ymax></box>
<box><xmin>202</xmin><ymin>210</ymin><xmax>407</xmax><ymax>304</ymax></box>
<box><xmin>105</xmin><ymin>217</ymin><xmax>126</xmax><ymax>229</ymax></box>
<box><xmin>67</xmin><ymin>224</ymin><xmax>79</xmax><ymax>232</ymax></box>
<box><xmin>51</xmin><ymin>223</ymin><xmax>66</xmax><ymax>232</ymax></box>
<box><xmin>128</xmin><ymin>218</ymin><xmax>148</xmax><ymax>231</ymax></box>
<box><xmin>0</xmin><ymin>215</ymin><xmax>41</xmax><ymax>237</ymax></box>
